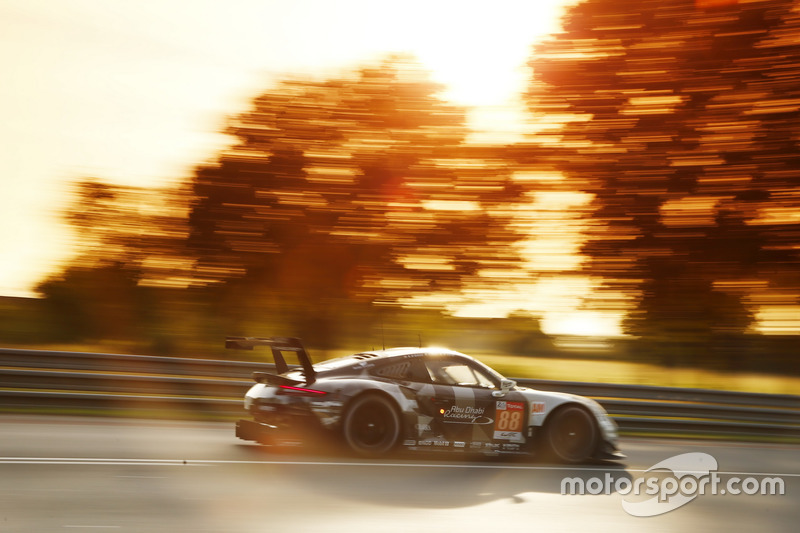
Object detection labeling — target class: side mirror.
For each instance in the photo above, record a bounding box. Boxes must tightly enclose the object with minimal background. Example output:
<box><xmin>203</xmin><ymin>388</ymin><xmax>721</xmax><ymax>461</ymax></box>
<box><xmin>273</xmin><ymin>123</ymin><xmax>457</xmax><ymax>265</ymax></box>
<box><xmin>493</xmin><ymin>378</ymin><xmax>516</xmax><ymax>397</ymax></box>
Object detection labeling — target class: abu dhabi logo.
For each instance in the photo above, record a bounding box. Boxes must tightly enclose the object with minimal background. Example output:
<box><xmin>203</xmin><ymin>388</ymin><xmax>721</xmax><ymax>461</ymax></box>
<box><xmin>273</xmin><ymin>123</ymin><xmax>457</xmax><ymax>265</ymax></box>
<box><xmin>561</xmin><ymin>452</ymin><xmax>785</xmax><ymax>517</ymax></box>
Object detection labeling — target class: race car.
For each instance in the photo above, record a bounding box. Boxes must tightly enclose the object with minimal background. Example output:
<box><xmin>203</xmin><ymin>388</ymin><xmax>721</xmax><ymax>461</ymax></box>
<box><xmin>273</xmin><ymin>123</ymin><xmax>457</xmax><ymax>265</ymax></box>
<box><xmin>231</xmin><ymin>336</ymin><xmax>623</xmax><ymax>463</ymax></box>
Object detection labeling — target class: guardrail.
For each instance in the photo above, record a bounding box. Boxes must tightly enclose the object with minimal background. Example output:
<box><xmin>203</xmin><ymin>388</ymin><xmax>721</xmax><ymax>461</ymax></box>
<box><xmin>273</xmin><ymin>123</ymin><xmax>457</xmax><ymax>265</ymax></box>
<box><xmin>1</xmin><ymin>348</ymin><xmax>799</xmax><ymax>441</ymax></box>
<box><xmin>517</xmin><ymin>379</ymin><xmax>800</xmax><ymax>440</ymax></box>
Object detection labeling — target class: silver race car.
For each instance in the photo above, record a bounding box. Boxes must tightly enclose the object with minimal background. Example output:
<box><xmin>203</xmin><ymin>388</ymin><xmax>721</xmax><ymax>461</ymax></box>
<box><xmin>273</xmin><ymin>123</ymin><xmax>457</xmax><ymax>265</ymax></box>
<box><xmin>231</xmin><ymin>337</ymin><xmax>623</xmax><ymax>463</ymax></box>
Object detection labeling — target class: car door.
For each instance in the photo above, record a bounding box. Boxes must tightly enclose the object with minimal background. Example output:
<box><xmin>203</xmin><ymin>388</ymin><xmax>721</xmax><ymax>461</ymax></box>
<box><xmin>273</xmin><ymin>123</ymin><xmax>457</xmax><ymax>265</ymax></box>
<box><xmin>421</xmin><ymin>355</ymin><xmax>500</xmax><ymax>449</ymax></box>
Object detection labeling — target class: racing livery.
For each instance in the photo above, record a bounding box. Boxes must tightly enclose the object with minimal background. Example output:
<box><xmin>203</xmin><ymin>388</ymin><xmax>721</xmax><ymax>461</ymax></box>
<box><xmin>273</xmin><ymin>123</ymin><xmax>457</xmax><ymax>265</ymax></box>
<box><xmin>231</xmin><ymin>337</ymin><xmax>623</xmax><ymax>463</ymax></box>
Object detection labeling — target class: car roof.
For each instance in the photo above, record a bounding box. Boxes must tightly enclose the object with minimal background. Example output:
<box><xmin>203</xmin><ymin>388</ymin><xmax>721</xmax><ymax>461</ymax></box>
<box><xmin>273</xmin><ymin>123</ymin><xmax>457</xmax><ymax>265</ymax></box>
<box><xmin>311</xmin><ymin>346</ymin><xmax>473</xmax><ymax>373</ymax></box>
<box><xmin>356</xmin><ymin>347</ymin><xmax>468</xmax><ymax>358</ymax></box>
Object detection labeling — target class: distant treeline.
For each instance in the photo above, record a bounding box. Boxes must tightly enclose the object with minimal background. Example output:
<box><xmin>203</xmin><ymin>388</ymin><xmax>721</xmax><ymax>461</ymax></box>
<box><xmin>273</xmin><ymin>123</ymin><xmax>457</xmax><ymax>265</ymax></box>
<box><xmin>1</xmin><ymin>293</ymin><xmax>797</xmax><ymax>375</ymax></box>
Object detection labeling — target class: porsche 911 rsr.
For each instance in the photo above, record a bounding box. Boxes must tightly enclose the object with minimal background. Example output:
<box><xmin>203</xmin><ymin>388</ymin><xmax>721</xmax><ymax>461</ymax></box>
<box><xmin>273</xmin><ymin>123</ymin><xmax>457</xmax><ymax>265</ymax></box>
<box><xmin>231</xmin><ymin>337</ymin><xmax>623</xmax><ymax>463</ymax></box>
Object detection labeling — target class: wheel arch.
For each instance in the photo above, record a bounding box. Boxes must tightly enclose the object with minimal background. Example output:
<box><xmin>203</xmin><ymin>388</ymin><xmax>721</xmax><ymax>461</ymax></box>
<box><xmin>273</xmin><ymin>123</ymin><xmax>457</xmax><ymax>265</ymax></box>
<box><xmin>541</xmin><ymin>401</ymin><xmax>596</xmax><ymax>426</ymax></box>
<box><xmin>341</xmin><ymin>388</ymin><xmax>402</xmax><ymax>422</ymax></box>
<box><xmin>335</xmin><ymin>378</ymin><xmax>416</xmax><ymax>433</ymax></box>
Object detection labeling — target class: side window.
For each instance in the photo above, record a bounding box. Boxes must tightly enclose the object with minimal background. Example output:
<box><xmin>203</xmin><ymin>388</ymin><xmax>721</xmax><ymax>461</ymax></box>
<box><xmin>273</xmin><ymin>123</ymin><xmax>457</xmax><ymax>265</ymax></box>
<box><xmin>371</xmin><ymin>357</ymin><xmax>430</xmax><ymax>383</ymax></box>
<box><xmin>425</xmin><ymin>358</ymin><xmax>497</xmax><ymax>389</ymax></box>
<box><xmin>472</xmin><ymin>367</ymin><xmax>497</xmax><ymax>389</ymax></box>
<box><xmin>374</xmin><ymin>361</ymin><xmax>412</xmax><ymax>380</ymax></box>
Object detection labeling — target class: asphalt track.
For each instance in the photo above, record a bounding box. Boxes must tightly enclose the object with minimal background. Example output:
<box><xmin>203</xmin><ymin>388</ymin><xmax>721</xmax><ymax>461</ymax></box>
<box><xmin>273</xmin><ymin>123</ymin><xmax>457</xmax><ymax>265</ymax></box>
<box><xmin>0</xmin><ymin>416</ymin><xmax>797</xmax><ymax>532</ymax></box>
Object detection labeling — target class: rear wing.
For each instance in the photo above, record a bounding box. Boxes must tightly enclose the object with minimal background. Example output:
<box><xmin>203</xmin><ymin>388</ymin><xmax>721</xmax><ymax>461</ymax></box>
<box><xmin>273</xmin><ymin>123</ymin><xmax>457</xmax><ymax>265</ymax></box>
<box><xmin>225</xmin><ymin>336</ymin><xmax>316</xmax><ymax>384</ymax></box>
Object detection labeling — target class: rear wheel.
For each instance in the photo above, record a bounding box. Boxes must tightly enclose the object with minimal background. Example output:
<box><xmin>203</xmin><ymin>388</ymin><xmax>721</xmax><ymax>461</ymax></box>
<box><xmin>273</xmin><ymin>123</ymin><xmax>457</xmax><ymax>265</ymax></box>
<box><xmin>544</xmin><ymin>405</ymin><xmax>597</xmax><ymax>464</ymax></box>
<box><xmin>343</xmin><ymin>394</ymin><xmax>400</xmax><ymax>457</ymax></box>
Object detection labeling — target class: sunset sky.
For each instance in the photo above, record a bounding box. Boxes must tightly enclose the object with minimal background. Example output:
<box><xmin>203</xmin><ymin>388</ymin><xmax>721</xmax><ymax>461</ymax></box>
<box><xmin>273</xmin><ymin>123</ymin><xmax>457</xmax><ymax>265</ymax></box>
<box><xmin>0</xmin><ymin>0</ymin><xmax>651</xmax><ymax>337</ymax></box>
<box><xmin>0</xmin><ymin>0</ymin><xmax>570</xmax><ymax>294</ymax></box>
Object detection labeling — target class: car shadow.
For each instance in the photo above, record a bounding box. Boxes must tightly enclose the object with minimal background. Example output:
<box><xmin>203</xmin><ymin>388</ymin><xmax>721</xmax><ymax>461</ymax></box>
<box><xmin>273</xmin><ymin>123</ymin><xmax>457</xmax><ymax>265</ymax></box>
<box><xmin>232</xmin><ymin>443</ymin><xmax>632</xmax><ymax>509</ymax></box>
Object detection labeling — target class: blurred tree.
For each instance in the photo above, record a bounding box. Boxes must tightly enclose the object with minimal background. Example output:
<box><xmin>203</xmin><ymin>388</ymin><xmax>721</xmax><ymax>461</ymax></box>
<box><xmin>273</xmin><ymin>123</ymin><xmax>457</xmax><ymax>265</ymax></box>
<box><xmin>38</xmin><ymin>58</ymin><xmax>531</xmax><ymax>349</ymax></box>
<box><xmin>36</xmin><ymin>178</ymin><xmax>193</xmax><ymax>344</ymax></box>
<box><xmin>188</xmin><ymin>57</ymin><xmax>523</xmax><ymax>310</ymax></box>
<box><xmin>37</xmin><ymin>262</ymin><xmax>143</xmax><ymax>341</ymax></box>
<box><xmin>526</xmin><ymin>0</ymin><xmax>800</xmax><ymax>358</ymax></box>
<box><xmin>63</xmin><ymin>178</ymin><xmax>193</xmax><ymax>288</ymax></box>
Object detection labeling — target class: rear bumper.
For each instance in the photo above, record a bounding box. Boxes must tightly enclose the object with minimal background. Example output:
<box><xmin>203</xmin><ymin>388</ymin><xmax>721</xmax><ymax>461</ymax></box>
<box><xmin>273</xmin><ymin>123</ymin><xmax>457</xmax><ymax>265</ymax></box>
<box><xmin>236</xmin><ymin>419</ymin><xmax>276</xmax><ymax>445</ymax></box>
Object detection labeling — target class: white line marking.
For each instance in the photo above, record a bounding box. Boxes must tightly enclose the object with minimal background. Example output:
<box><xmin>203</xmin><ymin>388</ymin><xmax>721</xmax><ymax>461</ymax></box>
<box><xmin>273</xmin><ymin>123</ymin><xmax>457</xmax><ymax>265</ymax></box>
<box><xmin>63</xmin><ymin>526</ymin><xmax>120</xmax><ymax>529</ymax></box>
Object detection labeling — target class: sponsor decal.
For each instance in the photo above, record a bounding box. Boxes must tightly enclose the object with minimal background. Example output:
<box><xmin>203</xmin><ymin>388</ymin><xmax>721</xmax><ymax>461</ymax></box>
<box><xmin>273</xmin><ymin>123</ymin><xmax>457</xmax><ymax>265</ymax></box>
<box><xmin>531</xmin><ymin>401</ymin><xmax>546</xmax><ymax>415</ymax></box>
<box><xmin>418</xmin><ymin>439</ymin><xmax>450</xmax><ymax>447</ymax></box>
<box><xmin>402</xmin><ymin>439</ymin><xmax>417</xmax><ymax>447</ymax></box>
<box><xmin>454</xmin><ymin>441</ymin><xmax>466</xmax><ymax>448</ymax></box>
<box><xmin>494</xmin><ymin>401</ymin><xmax>525</xmax><ymax>442</ymax></box>
<box><xmin>441</xmin><ymin>405</ymin><xmax>493</xmax><ymax>424</ymax></box>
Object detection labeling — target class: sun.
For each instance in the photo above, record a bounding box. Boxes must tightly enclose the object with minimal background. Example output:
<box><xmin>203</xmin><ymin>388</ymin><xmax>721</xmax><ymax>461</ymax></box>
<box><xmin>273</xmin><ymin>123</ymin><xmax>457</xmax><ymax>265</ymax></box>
<box><xmin>310</xmin><ymin>0</ymin><xmax>569</xmax><ymax>108</ymax></box>
<box><xmin>396</xmin><ymin>1</ymin><xmax>567</xmax><ymax>108</ymax></box>
<box><xmin>372</xmin><ymin>0</ymin><xmax>569</xmax><ymax>143</ymax></box>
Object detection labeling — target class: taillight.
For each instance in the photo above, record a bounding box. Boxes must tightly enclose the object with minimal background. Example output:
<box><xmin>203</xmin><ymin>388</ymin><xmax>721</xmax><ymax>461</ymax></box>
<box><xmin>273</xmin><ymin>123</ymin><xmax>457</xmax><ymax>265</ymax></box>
<box><xmin>278</xmin><ymin>385</ymin><xmax>327</xmax><ymax>396</ymax></box>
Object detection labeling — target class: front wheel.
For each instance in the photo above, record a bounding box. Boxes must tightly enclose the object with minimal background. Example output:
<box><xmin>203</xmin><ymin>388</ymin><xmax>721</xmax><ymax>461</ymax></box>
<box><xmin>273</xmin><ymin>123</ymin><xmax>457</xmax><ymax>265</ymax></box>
<box><xmin>343</xmin><ymin>394</ymin><xmax>400</xmax><ymax>457</ymax></box>
<box><xmin>544</xmin><ymin>406</ymin><xmax>598</xmax><ymax>464</ymax></box>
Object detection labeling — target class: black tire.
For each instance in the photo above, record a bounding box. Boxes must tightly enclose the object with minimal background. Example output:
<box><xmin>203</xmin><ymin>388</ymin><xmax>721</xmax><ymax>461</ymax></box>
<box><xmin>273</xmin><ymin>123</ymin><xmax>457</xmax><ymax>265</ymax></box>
<box><xmin>544</xmin><ymin>405</ymin><xmax>598</xmax><ymax>464</ymax></box>
<box><xmin>343</xmin><ymin>394</ymin><xmax>401</xmax><ymax>457</ymax></box>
